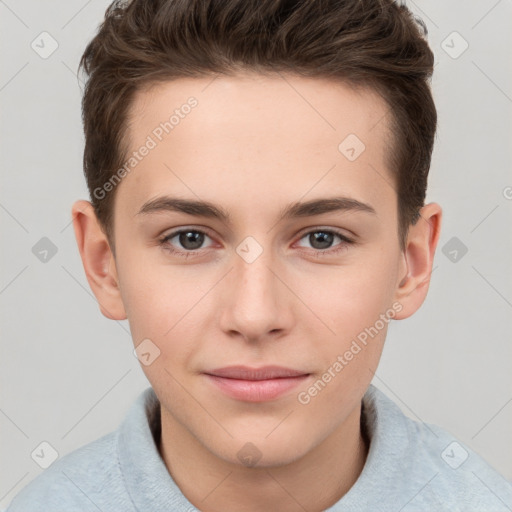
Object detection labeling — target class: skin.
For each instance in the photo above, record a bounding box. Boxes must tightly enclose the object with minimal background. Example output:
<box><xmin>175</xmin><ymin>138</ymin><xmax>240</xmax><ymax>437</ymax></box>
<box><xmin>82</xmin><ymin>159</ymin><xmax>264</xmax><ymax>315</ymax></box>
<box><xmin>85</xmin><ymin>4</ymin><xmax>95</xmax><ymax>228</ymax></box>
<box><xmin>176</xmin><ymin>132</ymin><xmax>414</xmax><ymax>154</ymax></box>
<box><xmin>72</xmin><ymin>72</ymin><xmax>442</xmax><ymax>512</ymax></box>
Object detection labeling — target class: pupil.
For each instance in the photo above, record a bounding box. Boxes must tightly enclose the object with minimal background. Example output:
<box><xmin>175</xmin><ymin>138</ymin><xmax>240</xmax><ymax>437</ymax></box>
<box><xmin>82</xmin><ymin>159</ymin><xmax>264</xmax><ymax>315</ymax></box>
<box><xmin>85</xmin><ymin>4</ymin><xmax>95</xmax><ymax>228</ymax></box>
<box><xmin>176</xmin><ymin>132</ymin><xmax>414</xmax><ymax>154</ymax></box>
<box><xmin>311</xmin><ymin>232</ymin><xmax>333</xmax><ymax>249</ymax></box>
<box><xmin>180</xmin><ymin>231</ymin><xmax>204</xmax><ymax>250</ymax></box>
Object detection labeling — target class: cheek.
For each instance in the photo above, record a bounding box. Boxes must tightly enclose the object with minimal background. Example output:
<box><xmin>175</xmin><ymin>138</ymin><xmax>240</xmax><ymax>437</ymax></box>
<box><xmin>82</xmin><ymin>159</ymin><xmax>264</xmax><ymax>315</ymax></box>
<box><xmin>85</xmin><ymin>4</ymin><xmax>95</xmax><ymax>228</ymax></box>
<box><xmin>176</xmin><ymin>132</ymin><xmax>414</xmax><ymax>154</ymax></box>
<box><xmin>117</xmin><ymin>255</ymin><xmax>215</xmax><ymax>363</ymax></box>
<box><xmin>293</xmin><ymin>249</ymin><xmax>398</xmax><ymax>401</ymax></box>
<box><xmin>301</xmin><ymin>252</ymin><xmax>398</xmax><ymax>341</ymax></box>
<box><xmin>115</xmin><ymin>254</ymin><xmax>176</xmax><ymax>346</ymax></box>
<box><xmin>121</xmin><ymin>276</ymin><xmax>200</xmax><ymax>390</ymax></box>
<box><xmin>296</xmin><ymin>310</ymin><xmax>390</xmax><ymax>419</ymax></box>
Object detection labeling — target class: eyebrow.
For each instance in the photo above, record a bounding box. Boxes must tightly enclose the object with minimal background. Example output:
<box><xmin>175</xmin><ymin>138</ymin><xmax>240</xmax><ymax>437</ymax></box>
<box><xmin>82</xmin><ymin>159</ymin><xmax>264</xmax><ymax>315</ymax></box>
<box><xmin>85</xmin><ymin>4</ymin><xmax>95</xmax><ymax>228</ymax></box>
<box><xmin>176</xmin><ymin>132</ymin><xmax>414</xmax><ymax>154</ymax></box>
<box><xmin>136</xmin><ymin>196</ymin><xmax>376</xmax><ymax>224</ymax></box>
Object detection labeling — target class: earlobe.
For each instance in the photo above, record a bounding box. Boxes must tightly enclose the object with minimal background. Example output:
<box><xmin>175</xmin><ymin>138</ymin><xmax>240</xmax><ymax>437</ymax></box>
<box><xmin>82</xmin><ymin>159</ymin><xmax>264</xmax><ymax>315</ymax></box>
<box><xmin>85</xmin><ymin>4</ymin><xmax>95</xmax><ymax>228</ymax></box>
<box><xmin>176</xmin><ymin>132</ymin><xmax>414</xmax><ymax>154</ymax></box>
<box><xmin>71</xmin><ymin>200</ymin><xmax>127</xmax><ymax>321</ymax></box>
<box><xmin>393</xmin><ymin>203</ymin><xmax>442</xmax><ymax>320</ymax></box>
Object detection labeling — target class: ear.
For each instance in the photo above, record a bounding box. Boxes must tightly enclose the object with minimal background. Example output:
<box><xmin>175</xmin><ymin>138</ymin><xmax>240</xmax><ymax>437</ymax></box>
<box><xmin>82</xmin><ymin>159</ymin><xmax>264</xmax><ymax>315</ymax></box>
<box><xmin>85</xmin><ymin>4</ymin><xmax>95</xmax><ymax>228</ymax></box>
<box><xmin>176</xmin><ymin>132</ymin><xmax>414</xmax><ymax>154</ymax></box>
<box><xmin>393</xmin><ymin>202</ymin><xmax>442</xmax><ymax>320</ymax></box>
<box><xmin>71</xmin><ymin>200</ymin><xmax>127</xmax><ymax>320</ymax></box>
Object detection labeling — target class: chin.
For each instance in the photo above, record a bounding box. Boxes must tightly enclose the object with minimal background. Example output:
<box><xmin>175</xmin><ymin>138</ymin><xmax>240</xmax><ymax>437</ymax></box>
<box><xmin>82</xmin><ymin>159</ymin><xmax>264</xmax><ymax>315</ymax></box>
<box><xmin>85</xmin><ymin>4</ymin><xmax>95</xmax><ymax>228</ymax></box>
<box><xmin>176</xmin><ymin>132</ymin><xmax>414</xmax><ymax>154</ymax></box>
<box><xmin>210</xmin><ymin>433</ymin><xmax>312</xmax><ymax>470</ymax></box>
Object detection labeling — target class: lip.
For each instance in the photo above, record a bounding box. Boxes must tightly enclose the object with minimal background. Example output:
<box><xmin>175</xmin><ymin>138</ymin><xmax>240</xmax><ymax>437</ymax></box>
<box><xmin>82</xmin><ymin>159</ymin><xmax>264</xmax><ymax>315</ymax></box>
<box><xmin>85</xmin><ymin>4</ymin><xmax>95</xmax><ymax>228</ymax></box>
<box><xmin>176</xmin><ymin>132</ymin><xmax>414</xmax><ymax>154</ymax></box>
<box><xmin>204</xmin><ymin>365</ymin><xmax>310</xmax><ymax>402</ymax></box>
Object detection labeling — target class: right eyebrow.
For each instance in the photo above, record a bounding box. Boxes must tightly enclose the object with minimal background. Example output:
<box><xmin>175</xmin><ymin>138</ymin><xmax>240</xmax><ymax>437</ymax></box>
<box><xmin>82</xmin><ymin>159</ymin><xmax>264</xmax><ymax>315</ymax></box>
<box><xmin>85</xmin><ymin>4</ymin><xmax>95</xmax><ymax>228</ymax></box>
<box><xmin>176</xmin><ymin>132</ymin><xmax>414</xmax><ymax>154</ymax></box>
<box><xmin>137</xmin><ymin>197</ymin><xmax>232</xmax><ymax>223</ymax></box>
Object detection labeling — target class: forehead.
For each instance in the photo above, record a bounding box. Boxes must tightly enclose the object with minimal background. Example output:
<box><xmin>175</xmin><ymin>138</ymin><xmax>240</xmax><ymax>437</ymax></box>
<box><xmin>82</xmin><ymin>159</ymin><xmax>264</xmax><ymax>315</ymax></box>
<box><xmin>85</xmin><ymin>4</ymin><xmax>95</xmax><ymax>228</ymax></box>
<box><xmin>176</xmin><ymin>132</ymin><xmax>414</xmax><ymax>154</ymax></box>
<box><xmin>127</xmin><ymin>72</ymin><xmax>389</xmax><ymax>149</ymax></box>
<box><xmin>119</xmin><ymin>73</ymin><xmax>394</xmax><ymax>222</ymax></box>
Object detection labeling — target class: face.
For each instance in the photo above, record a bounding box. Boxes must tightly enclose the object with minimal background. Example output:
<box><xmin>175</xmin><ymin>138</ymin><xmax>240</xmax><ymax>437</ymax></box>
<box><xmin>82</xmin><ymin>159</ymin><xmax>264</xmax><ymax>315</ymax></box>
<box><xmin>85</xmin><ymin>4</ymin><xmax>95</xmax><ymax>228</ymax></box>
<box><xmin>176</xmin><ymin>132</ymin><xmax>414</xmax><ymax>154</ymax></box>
<box><xmin>80</xmin><ymin>72</ymin><xmax>437</xmax><ymax>468</ymax></box>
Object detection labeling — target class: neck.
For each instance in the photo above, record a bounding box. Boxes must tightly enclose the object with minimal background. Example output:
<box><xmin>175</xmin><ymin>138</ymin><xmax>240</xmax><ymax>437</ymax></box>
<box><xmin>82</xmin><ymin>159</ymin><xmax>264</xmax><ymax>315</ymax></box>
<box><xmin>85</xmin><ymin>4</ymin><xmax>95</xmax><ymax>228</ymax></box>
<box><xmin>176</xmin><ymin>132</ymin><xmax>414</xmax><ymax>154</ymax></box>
<box><xmin>158</xmin><ymin>401</ymin><xmax>369</xmax><ymax>512</ymax></box>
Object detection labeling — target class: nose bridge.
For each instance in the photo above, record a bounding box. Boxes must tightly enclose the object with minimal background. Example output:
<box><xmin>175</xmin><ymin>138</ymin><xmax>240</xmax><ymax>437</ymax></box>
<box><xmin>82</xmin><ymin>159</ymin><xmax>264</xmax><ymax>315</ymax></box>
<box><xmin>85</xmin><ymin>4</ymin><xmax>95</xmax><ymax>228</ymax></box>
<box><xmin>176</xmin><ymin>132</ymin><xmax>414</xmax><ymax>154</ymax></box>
<box><xmin>221</xmin><ymin>238</ymin><xmax>290</xmax><ymax>340</ymax></box>
<box><xmin>235</xmin><ymin>242</ymin><xmax>279</xmax><ymax>311</ymax></box>
<box><xmin>237</xmin><ymin>250</ymin><xmax>275</xmax><ymax>300</ymax></box>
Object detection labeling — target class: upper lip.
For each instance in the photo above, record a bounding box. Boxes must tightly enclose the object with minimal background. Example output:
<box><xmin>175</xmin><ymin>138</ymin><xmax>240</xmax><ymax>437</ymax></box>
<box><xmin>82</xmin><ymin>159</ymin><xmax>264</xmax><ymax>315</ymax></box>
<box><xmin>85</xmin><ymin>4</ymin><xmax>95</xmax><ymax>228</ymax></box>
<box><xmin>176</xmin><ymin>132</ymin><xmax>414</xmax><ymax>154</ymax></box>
<box><xmin>205</xmin><ymin>365</ymin><xmax>309</xmax><ymax>380</ymax></box>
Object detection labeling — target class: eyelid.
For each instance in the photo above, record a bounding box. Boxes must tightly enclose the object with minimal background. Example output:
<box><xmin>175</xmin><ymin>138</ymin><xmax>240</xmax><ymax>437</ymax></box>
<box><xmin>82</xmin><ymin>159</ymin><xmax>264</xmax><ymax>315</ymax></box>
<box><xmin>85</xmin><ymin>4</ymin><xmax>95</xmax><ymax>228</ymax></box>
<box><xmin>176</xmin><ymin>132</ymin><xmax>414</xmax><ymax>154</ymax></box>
<box><xmin>295</xmin><ymin>225</ymin><xmax>355</xmax><ymax>243</ymax></box>
<box><xmin>160</xmin><ymin>225</ymin><xmax>217</xmax><ymax>242</ymax></box>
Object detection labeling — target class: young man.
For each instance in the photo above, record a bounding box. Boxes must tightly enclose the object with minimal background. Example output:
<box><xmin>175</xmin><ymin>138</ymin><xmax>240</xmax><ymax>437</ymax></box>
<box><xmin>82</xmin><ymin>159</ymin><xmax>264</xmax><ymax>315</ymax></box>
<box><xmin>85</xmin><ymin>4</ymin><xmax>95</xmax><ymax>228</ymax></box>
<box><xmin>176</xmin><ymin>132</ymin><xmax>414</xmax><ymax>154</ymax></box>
<box><xmin>7</xmin><ymin>0</ymin><xmax>512</xmax><ymax>510</ymax></box>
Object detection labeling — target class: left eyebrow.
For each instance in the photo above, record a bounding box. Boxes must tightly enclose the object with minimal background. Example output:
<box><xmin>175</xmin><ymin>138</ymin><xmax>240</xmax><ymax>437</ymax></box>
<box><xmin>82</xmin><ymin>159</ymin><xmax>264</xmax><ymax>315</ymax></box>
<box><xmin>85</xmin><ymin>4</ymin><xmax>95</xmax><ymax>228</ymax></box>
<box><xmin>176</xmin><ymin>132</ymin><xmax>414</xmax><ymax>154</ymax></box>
<box><xmin>136</xmin><ymin>195</ymin><xmax>377</xmax><ymax>225</ymax></box>
<box><xmin>277</xmin><ymin>196</ymin><xmax>377</xmax><ymax>221</ymax></box>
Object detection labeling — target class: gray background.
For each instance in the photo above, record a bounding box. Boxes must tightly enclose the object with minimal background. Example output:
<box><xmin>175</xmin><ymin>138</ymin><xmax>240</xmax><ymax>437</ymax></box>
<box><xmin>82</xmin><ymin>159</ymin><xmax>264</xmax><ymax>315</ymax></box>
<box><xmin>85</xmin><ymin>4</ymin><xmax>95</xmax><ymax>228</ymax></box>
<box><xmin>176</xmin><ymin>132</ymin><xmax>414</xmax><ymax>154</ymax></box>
<box><xmin>1</xmin><ymin>0</ymin><xmax>511</xmax><ymax>508</ymax></box>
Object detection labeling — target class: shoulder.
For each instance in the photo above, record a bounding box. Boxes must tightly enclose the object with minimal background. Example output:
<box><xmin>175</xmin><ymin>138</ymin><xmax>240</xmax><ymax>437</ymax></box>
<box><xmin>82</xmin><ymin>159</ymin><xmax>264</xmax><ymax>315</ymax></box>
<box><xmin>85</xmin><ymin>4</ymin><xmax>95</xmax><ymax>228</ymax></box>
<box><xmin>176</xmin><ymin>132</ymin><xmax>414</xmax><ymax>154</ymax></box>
<box><xmin>409</xmin><ymin>419</ymin><xmax>512</xmax><ymax>510</ymax></box>
<box><xmin>5</xmin><ymin>431</ymin><xmax>134</xmax><ymax>512</ymax></box>
<box><xmin>360</xmin><ymin>385</ymin><xmax>512</xmax><ymax>511</ymax></box>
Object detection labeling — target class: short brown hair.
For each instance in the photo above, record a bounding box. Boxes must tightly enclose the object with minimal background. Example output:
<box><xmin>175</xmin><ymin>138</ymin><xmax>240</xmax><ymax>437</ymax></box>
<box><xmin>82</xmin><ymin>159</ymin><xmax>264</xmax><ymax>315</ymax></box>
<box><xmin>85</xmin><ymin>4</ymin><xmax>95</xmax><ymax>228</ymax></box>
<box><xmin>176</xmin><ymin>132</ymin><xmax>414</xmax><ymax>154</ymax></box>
<box><xmin>79</xmin><ymin>0</ymin><xmax>436</xmax><ymax>251</ymax></box>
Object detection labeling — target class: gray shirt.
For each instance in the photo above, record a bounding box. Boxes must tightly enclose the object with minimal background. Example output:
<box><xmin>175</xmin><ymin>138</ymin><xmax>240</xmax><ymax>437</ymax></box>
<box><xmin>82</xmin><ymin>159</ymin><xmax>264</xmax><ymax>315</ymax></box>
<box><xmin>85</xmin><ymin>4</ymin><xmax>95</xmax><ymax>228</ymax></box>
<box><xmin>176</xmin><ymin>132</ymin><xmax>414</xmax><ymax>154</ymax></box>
<box><xmin>6</xmin><ymin>384</ymin><xmax>512</xmax><ymax>511</ymax></box>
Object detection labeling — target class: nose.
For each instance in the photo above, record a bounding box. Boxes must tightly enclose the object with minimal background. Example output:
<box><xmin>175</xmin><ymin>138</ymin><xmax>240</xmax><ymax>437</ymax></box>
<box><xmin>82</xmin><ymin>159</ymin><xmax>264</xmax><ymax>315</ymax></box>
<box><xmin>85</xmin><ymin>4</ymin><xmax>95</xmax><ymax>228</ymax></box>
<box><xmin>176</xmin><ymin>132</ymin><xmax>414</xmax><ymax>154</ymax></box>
<box><xmin>218</xmin><ymin>246</ymin><xmax>294</xmax><ymax>344</ymax></box>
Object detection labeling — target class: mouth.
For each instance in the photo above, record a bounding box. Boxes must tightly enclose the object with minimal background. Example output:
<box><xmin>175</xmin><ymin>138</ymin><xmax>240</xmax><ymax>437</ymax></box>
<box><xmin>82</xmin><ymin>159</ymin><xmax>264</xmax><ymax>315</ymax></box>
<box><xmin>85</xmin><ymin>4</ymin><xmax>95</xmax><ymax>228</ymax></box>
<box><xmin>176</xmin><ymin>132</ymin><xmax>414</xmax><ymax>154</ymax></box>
<box><xmin>203</xmin><ymin>365</ymin><xmax>311</xmax><ymax>402</ymax></box>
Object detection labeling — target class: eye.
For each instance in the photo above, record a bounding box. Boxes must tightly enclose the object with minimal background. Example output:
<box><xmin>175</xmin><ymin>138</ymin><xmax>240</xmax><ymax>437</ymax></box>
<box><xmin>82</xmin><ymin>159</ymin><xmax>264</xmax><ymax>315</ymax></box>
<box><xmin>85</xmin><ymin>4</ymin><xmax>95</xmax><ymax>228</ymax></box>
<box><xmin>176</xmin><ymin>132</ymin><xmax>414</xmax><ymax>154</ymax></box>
<box><xmin>295</xmin><ymin>228</ymin><xmax>354</xmax><ymax>255</ymax></box>
<box><xmin>159</xmin><ymin>228</ymin><xmax>214</xmax><ymax>257</ymax></box>
<box><xmin>158</xmin><ymin>227</ymin><xmax>355</xmax><ymax>259</ymax></box>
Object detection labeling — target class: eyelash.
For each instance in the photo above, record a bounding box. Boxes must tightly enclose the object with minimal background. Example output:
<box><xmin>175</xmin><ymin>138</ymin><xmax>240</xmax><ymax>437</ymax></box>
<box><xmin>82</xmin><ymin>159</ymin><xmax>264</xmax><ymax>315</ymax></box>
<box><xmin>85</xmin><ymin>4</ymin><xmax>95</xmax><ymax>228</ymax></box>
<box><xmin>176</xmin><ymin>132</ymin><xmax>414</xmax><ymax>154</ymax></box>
<box><xmin>158</xmin><ymin>227</ymin><xmax>355</xmax><ymax>259</ymax></box>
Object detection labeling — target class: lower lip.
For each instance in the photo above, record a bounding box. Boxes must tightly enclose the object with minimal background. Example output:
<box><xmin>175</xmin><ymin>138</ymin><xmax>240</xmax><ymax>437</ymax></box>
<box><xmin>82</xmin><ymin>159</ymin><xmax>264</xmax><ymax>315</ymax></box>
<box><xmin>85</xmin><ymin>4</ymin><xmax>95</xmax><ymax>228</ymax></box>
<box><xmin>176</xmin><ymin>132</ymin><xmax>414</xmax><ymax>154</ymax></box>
<box><xmin>204</xmin><ymin>374</ymin><xmax>310</xmax><ymax>402</ymax></box>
